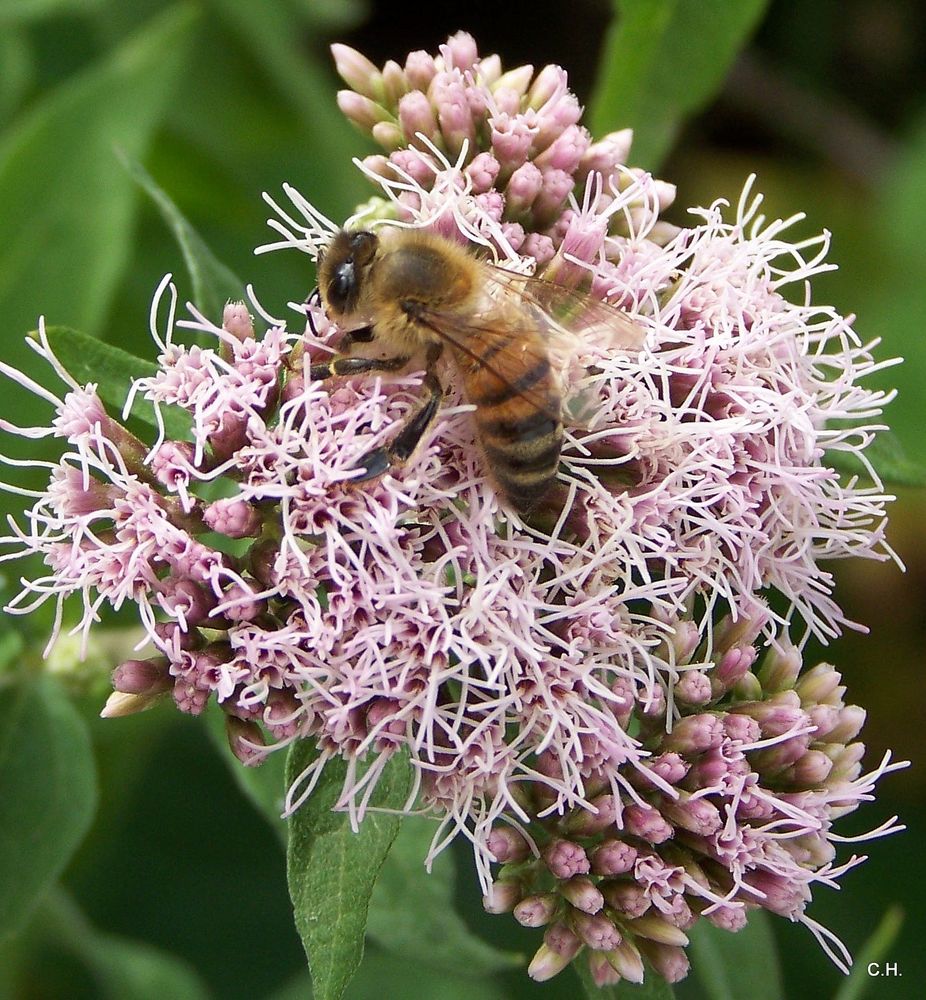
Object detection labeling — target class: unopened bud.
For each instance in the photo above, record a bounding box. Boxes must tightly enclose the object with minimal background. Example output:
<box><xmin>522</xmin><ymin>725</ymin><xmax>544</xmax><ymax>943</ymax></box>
<box><xmin>560</xmin><ymin>876</ymin><xmax>603</xmax><ymax>914</ymax></box>
<box><xmin>482</xmin><ymin>879</ymin><xmax>522</xmax><ymax>914</ymax></box>
<box><xmin>514</xmin><ymin>893</ymin><xmax>557</xmax><ymax>927</ymax></box>
<box><xmin>112</xmin><ymin>657</ymin><xmax>171</xmax><ymax>695</ymax></box>
<box><xmin>226</xmin><ymin>714</ymin><xmax>267</xmax><ymax>766</ymax></box>
<box><xmin>100</xmin><ymin>690</ymin><xmax>163</xmax><ymax>718</ymax></box>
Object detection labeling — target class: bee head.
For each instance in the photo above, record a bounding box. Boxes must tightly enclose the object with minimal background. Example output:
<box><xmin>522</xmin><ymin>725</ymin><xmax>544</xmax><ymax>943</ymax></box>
<box><xmin>319</xmin><ymin>229</ymin><xmax>379</xmax><ymax>317</ymax></box>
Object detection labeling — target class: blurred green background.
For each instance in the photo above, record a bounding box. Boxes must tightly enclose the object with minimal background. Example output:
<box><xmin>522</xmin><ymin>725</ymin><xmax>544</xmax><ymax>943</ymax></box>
<box><xmin>0</xmin><ymin>1</ymin><xmax>923</xmax><ymax>998</ymax></box>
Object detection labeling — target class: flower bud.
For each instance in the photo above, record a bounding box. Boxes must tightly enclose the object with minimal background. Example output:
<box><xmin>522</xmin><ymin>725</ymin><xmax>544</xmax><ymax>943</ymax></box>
<box><xmin>590</xmin><ymin>839</ymin><xmax>637</xmax><ymax>876</ymax></box>
<box><xmin>331</xmin><ymin>44</ymin><xmax>382</xmax><ymax>99</ymax></box>
<box><xmin>221</xmin><ymin>301</ymin><xmax>254</xmax><ymax>343</ymax></box>
<box><xmin>514</xmin><ymin>893</ymin><xmax>557</xmax><ymax>927</ymax></box>
<box><xmin>487</xmin><ymin>826</ymin><xmax>530</xmax><ymax>863</ymax></box>
<box><xmin>561</xmin><ymin>876</ymin><xmax>604</xmax><ymax>914</ymax></box>
<box><xmin>336</xmin><ymin>91</ymin><xmax>390</xmax><ymax>131</ymax></box>
<box><xmin>112</xmin><ymin>657</ymin><xmax>171</xmax><ymax>695</ymax></box>
<box><xmin>663</xmin><ymin>714</ymin><xmax>724</xmax><ymax>754</ymax></box>
<box><xmin>226</xmin><ymin>714</ymin><xmax>266</xmax><ymax>766</ymax></box>
<box><xmin>381</xmin><ymin>59</ymin><xmax>408</xmax><ymax>106</ymax></box>
<box><xmin>637</xmin><ymin>940</ymin><xmax>690</xmax><ymax>983</ymax></box>
<box><xmin>624</xmin><ymin>913</ymin><xmax>689</xmax><ymax>947</ymax></box>
<box><xmin>795</xmin><ymin>662</ymin><xmax>843</xmax><ymax>704</ymax></box>
<box><xmin>758</xmin><ymin>642</ymin><xmax>802</xmax><ymax>692</ymax></box>
<box><xmin>601</xmin><ymin>880</ymin><xmax>649</xmax><ymax>918</ymax></box>
<box><xmin>100</xmin><ymin>690</ymin><xmax>163</xmax><ymax>718</ymax></box>
<box><xmin>605</xmin><ymin>938</ymin><xmax>645</xmax><ymax>983</ymax></box>
<box><xmin>572</xmin><ymin>910</ymin><xmax>620</xmax><ymax>950</ymax></box>
<box><xmin>543</xmin><ymin>839</ymin><xmax>590</xmax><ymax>878</ymax></box>
<box><xmin>587</xmin><ymin>950</ymin><xmax>621</xmax><ymax>986</ymax></box>
<box><xmin>482</xmin><ymin>879</ymin><xmax>522</xmax><ymax>914</ymax></box>
<box><xmin>492</xmin><ymin>64</ymin><xmax>534</xmax><ymax>98</ymax></box>
<box><xmin>567</xmin><ymin>793</ymin><xmax>617</xmax><ymax>835</ymax></box>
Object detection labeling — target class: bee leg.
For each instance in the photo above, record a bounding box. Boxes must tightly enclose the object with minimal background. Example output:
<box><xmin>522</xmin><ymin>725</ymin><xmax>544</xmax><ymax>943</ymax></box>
<box><xmin>351</xmin><ymin>344</ymin><xmax>444</xmax><ymax>481</ymax></box>
<box><xmin>308</xmin><ymin>353</ymin><xmax>409</xmax><ymax>382</ymax></box>
<box><xmin>337</xmin><ymin>325</ymin><xmax>374</xmax><ymax>355</ymax></box>
<box><xmin>392</xmin><ymin>372</ymin><xmax>444</xmax><ymax>462</ymax></box>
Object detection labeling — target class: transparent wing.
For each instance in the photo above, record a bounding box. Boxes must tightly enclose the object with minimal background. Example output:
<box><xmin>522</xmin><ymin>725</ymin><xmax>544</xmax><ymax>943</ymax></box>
<box><xmin>407</xmin><ymin>261</ymin><xmax>648</xmax><ymax>426</ymax></box>
<box><xmin>411</xmin><ymin>296</ymin><xmax>558</xmax><ymax>417</ymax></box>
<box><xmin>483</xmin><ymin>265</ymin><xmax>648</xmax><ymax>353</ymax></box>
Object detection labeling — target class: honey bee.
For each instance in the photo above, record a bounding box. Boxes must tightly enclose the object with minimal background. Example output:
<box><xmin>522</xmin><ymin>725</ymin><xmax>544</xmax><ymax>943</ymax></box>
<box><xmin>312</xmin><ymin>227</ymin><xmax>645</xmax><ymax>515</ymax></box>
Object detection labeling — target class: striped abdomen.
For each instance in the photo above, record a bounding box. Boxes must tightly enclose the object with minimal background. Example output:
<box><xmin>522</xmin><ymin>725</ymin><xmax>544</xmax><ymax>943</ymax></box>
<box><xmin>454</xmin><ymin>328</ymin><xmax>563</xmax><ymax>514</ymax></box>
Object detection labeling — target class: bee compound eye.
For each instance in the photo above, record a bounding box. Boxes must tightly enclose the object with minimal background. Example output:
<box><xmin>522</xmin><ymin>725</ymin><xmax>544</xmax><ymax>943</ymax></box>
<box><xmin>333</xmin><ymin>263</ymin><xmax>354</xmax><ymax>298</ymax></box>
<box><xmin>348</xmin><ymin>230</ymin><xmax>377</xmax><ymax>264</ymax></box>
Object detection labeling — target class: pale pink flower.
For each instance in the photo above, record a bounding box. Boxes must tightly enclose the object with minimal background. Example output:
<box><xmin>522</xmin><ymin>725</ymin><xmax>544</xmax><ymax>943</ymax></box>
<box><xmin>0</xmin><ymin>31</ymin><xmax>907</xmax><ymax>988</ymax></box>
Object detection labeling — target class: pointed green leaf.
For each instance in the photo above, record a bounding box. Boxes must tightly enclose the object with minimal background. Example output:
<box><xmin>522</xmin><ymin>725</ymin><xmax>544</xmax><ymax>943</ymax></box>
<box><xmin>286</xmin><ymin>744</ymin><xmax>411</xmax><ymax>1000</ymax></box>
<box><xmin>366</xmin><ymin>816</ymin><xmax>520</xmax><ymax>974</ymax></box>
<box><xmin>120</xmin><ymin>153</ymin><xmax>245</xmax><ymax>320</ymax></box>
<box><xmin>590</xmin><ymin>0</ymin><xmax>769</xmax><ymax>169</ymax></box>
<box><xmin>687</xmin><ymin>910</ymin><xmax>783</xmax><ymax>1000</ymax></box>
<box><xmin>0</xmin><ymin>676</ymin><xmax>98</xmax><ymax>940</ymax></box>
<box><xmin>40</xmin><ymin>325</ymin><xmax>190</xmax><ymax>440</ymax></box>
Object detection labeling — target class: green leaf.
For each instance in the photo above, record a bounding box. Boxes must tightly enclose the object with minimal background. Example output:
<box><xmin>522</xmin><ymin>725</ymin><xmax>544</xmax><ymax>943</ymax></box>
<box><xmin>575</xmin><ymin>958</ymin><xmax>676</xmax><ymax>999</ymax></box>
<box><xmin>0</xmin><ymin>675</ymin><xmax>98</xmax><ymax>940</ymax></box>
<box><xmin>0</xmin><ymin>4</ymin><xmax>197</xmax><ymax>344</ymax></box>
<box><xmin>833</xmin><ymin>907</ymin><xmax>904</xmax><ymax>1000</ymax></box>
<box><xmin>285</xmin><ymin>744</ymin><xmax>411</xmax><ymax>1000</ymax></box>
<box><xmin>37</xmin><ymin>887</ymin><xmax>211</xmax><ymax>1000</ymax></box>
<box><xmin>119</xmin><ymin>153</ymin><xmax>246</xmax><ymax>320</ymax></box>
<box><xmin>687</xmin><ymin>910</ymin><xmax>783</xmax><ymax>1000</ymax></box>
<box><xmin>366</xmin><ymin>816</ymin><xmax>520</xmax><ymax>974</ymax></box>
<box><xmin>826</xmin><ymin>433</ymin><xmax>926</xmax><ymax>489</ymax></box>
<box><xmin>40</xmin><ymin>325</ymin><xmax>190</xmax><ymax>440</ymax></box>
<box><xmin>589</xmin><ymin>0</ymin><xmax>769</xmax><ymax>169</ymax></box>
<box><xmin>203</xmin><ymin>704</ymin><xmax>288</xmax><ymax>846</ymax></box>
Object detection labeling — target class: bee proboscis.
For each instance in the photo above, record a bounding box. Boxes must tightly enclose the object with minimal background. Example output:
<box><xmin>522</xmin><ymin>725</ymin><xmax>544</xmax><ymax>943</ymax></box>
<box><xmin>312</xmin><ymin>227</ymin><xmax>646</xmax><ymax>515</ymax></box>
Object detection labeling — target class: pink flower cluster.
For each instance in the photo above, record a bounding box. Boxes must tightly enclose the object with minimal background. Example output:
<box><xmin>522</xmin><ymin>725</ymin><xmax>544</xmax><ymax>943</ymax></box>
<box><xmin>482</xmin><ymin>642</ymin><xmax>903</xmax><ymax>985</ymax></box>
<box><xmin>0</xmin><ymin>31</ymin><xmax>904</xmax><ymax>988</ymax></box>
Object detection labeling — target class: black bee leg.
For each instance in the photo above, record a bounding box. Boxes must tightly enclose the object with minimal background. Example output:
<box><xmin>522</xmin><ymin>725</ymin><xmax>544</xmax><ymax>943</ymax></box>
<box><xmin>351</xmin><ymin>344</ymin><xmax>444</xmax><ymax>481</ymax></box>
<box><xmin>308</xmin><ymin>353</ymin><xmax>409</xmax><ymax>382</ymax></box>
<box><xmin>337</xmin><ymin>325</ymin><xmax>375</xmax><ymax>355</ymax></box>
<box><xmin>351</xmin><ymin>373</ymin><xmax>444</xmax><ymax>481</ymax></box>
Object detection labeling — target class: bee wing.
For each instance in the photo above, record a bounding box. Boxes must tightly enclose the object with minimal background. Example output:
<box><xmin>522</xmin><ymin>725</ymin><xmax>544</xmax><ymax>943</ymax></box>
<box><xmin>482</xmin><ymin>266</ymin><xmax>648</xmax><ymax>429</ymax></box>
<box><xmin>484</xmin><ymin>266</ymin><xmax>649</xmax><ymax>353</ymax></box>
<box><xmin>412</xmin><ymin>297</ymin><xmax>559</xmax><ymax>417</ymax></box>
<box><xmin>410</xmin><ymin>263</ymin><xmax>648</xmax><ymax>426</ymax></box>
